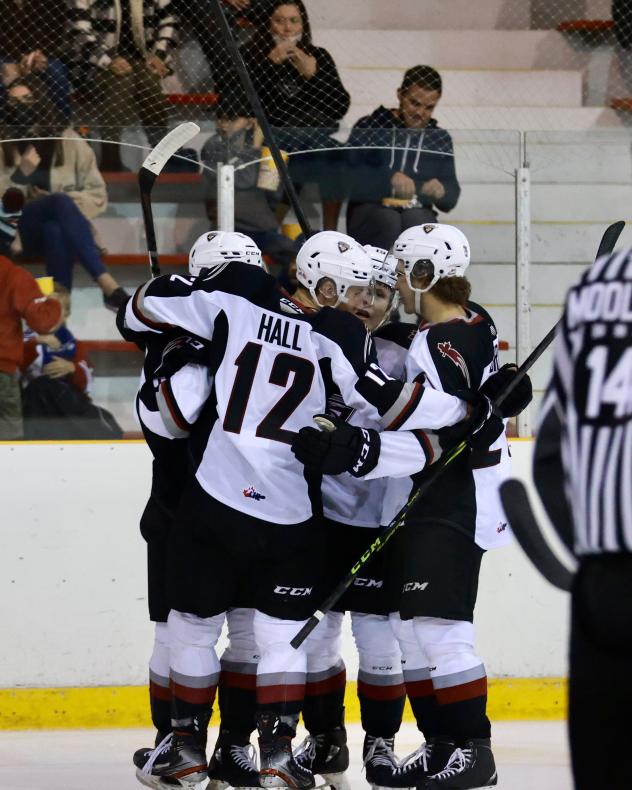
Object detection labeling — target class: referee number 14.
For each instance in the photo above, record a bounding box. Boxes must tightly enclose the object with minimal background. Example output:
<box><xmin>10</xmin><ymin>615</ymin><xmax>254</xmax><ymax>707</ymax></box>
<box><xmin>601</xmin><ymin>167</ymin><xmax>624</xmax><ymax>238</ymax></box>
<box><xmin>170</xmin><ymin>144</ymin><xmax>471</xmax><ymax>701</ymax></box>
<box><xmin>585</xmin><ymin>345</ymin><xmax>632</xmax><ymax>418</ymax></box>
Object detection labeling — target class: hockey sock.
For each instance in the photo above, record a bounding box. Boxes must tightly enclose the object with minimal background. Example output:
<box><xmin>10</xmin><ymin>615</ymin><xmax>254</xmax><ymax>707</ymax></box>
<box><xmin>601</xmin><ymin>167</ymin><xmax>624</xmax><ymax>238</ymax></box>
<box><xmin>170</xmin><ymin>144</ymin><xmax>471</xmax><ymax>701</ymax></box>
<box><xmin>354</xmin><ymin>612</ymin><xmax>405</xmax><ymax>738</ymax></box>
<box><xmin>217</xmin><ymin>607</ymin><xmax>259</xmax><ymax>742</ymax></box>
<box><xmin>254</xmin><ymin>610</ymin><xmax>306</xmax><ymax>736</ymax></box>
<box><xmin>149</xmin><ymin>621</ymin><xmax>172</xmax><ymax>736</ymax></box>
<box><xmin>168</xmin><ymin>610</ymin><xmax>222</xmax><ymax>742</ymax></box>
<box><xmin>302</xmin><ymin>660</ymin><xmax>347</xmax><ymax>734</ymax></box>
<box><xmin>413</xmin><ymin>616</ymin><xmax>491</xmax><ymax>744</ymax></box>
<box><xmin>404</xmin><ymin>667</ymin><xmax>441</xmax><ymax>740</ymax></box>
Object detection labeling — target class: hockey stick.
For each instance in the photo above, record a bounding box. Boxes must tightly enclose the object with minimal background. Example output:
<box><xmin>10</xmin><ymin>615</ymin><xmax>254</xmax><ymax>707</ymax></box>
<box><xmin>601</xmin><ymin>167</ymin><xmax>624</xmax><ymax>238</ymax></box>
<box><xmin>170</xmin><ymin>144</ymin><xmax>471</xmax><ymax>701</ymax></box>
<box><xmin>208</xmin><ymin>0</ymin><xmax>312</xmax><ymax>238</ymax></box>
<box><xmin>499</xmin><ymin>479</ymin><xmax>574</xmax><ymax>592</ymax></box>
<box><xmin>290</xmin><ymin>220</ymin><xmax>624</xmax><ymax>648</ymax></box>
<box><xmin>138</xmin><ymin>122</ymin><xmax>201</xmax><ymax>278</ymax></box>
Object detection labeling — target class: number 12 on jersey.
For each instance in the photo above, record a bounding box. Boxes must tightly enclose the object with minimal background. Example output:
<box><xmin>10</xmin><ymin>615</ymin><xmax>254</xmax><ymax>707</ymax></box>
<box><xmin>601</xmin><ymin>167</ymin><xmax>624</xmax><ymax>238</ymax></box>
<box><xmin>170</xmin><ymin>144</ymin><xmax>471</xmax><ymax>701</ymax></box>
<box><xmin>223</xmin><ymin>342</ymin><xmax>315</xmax><ymax>444</ymax></box>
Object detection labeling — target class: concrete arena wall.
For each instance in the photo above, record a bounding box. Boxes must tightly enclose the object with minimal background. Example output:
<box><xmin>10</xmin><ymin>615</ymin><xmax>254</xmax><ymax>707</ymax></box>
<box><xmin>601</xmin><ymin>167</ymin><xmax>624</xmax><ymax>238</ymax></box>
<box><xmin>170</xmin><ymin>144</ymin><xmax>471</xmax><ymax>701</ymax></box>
<box><xmin>0</xmin><ymin>439</ymin><xmax>569</xmax><ymax>690</ymax></box>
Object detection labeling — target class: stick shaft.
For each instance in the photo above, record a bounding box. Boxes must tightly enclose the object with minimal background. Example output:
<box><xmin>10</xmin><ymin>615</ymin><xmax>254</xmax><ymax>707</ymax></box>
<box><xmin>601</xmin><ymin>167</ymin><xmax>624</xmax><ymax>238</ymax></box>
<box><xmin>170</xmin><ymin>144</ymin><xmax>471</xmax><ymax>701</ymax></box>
<box><xmin>290</xmin><ymin>220</ymin><xmax>625</xmax><ymax>648</ymax></box>
<box><xmin>209</xmin><ymin>0</ymin><xmax>312</xmax><ymax>238</ymax></box>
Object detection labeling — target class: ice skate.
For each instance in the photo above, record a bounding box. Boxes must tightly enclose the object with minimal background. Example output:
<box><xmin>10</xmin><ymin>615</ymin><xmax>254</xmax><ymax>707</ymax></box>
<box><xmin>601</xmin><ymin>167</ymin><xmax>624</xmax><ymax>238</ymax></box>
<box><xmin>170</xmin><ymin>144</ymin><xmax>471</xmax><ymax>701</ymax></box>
<box><xmin>207</xmin><ymin>732</ymin><xmax>261</xmax><ymax>789</ymax></box>
<box><xmin>421</xmin><ymin>739</ymin><xmax>497</xmax><ymax>789</ymax></box>
<box><xmin>364</xmin><ymin>735</ymin><xmax>454</xmax><ymax>790</ymax></box>
<box><xmin>258</xmin><ymin>713</ymin><xmax>315</xmax><ymax>789</ymax></box>
<box><xmin>134</xmin><ymin>731</ymin><xmax>208</xmax><ymax>789</ymax></box>
<box><xmin>293</xmin><ymin>725</ymin><xmax>350</xmax><ymax>790</ymax></box>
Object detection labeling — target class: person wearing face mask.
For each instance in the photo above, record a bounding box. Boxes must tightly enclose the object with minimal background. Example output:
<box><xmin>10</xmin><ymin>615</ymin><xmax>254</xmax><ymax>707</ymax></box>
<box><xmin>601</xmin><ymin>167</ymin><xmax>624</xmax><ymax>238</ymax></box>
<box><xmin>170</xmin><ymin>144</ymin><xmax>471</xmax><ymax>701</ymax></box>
<box><xmin>243</xmin><ymin>0</ymin><xmax>350</xmax><ymax>231</ymax></box>
<box><xmin>0</xmin><ymin>88</ymin><xmax>128</xmax><ymax>310</ymax></box>
<box><xmin>346</xmin><ymin>66</ymin><xmax>461</xmax><ymax>251</ymax></box>
<box><xmin>200</xmin><ymin>85</ymin><xmax>297</xmax><ymax>265</ymax></box>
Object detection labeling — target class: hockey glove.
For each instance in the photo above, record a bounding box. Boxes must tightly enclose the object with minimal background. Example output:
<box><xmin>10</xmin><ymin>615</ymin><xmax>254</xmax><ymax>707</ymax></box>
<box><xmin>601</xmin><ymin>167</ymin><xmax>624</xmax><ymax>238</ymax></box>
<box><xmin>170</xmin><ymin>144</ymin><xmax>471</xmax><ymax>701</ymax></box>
<box><xmin>291</xmin><ymin>414</ymin><xmax>381</xmax><ymax>477</ymax></box>
<box><xmin>480</xmin><ymin>364</ymin><xmax>533</xmax><ymax>417</ymax></box>
<box><xmin>154</xmin><ymin>334</ymin><xmax>209</xmax><ymax>379</ymax></box>
<box><xmin>440</xmin><ymin>390</ymin><xmax>504</xmax><ymax>450</ymax></box>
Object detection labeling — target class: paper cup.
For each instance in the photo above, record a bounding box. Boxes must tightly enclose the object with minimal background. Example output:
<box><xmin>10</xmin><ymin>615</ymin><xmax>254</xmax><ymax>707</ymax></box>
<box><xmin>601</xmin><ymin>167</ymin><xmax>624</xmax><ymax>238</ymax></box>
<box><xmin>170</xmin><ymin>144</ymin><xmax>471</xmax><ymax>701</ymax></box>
<box><xmin>36</xmin><ymin>276</ymin><xmax>55</xmax><ymax>296</ymax></box>
<box><xmin>257</xmin><ymin>146</ymin><xmax>289</xmax><ymax>191</ymax></box>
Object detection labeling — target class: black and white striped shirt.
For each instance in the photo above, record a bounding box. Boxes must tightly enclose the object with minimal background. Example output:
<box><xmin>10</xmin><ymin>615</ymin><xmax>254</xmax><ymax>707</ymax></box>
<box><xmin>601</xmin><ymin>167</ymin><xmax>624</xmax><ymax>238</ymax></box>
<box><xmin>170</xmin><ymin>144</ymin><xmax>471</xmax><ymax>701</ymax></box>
<box><xmin>536</xmin><ymin>249</ymin><xmax>632</xmax><ymax>555</ymax></box>
<box><xmin>68</xmin><ymin>0</ymin><xmax>179</xmax><ymax>69</ymax></box>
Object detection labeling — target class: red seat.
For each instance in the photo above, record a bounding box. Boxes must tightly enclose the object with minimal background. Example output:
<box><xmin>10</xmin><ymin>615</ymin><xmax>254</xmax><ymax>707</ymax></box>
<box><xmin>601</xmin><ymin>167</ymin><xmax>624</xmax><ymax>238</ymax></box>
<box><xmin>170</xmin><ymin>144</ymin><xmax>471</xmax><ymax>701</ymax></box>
<box><xmin>556</xmin><ymin>19</ymin><xmax>614</xmax><ymax>32</ymax></box>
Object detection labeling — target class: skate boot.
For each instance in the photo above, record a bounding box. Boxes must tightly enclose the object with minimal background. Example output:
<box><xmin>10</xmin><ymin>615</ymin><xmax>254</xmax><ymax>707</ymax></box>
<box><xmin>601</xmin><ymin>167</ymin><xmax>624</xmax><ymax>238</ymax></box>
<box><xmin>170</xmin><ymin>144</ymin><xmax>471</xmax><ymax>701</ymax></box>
<box><xmin>257</xmin><ymin>712</ymin><xmax>315</xmax><ymax>789</ymax></box>
<box><xmin>422</xmin><ymin>739</ymin><xmax>497</xmax><ymax>789</ymax></box>
<box><xmin>207</xmin><ymin>730</ymin><xmax>261</xmax><ymax>789</ymax></box>
<box><xmin>293</xmin><ymin>724</ymin><xmax>350</xmax><ymax>789</ymax></box>
<box><xmin>134</xmin><ymin>731</ymin><xmax>208</xmax><ymax>788</ymax></box>
<box><xmin>133</xmin><ymin>731</ymin><xmax>172</xmax><ymax>776</ymax></box>
<box><xmin>364</xmin><ymin>735</ymin><xmax>455</xmax><ymax>789</ymax></box>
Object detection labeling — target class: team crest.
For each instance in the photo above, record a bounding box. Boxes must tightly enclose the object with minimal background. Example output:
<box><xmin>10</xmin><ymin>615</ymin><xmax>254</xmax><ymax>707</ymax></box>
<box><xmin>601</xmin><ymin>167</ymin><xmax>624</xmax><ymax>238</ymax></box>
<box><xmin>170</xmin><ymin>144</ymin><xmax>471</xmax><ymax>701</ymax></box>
<box><xmin>437</xmin><ymin>341</ymin><xmax>471</xmax><ymax>387</ymax></box>
<box><xmin>338</xmin><ymin>241</ymin><xmax>350</xmax><ymax>253</ymax></box>
<box><xmin>423</xmin><ymin>224</ymin><xmax>435</xmax><ymax>234</ymax></box>
<box><xmin>206</xmin><ymin>232</ymin><xmax>218</xmax><ymax>242</ymax></box>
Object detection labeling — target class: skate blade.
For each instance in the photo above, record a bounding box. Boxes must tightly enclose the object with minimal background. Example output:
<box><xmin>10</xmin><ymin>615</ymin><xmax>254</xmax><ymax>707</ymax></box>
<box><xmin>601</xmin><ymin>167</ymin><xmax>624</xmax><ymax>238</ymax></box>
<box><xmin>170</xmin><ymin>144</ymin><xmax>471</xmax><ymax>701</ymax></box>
<box><xmin>260</xmin><ymin>767</ymin><xmax>308</xmax><ymax>788</ymax></box>
<box><xmin>207</xmin><ymin>783</ymin><xmax>260</xmax><ymax>790</ymax></box>
<box><xmin>135</xmin><ymin>766</ymin><xmax>207</xmax><ymax>790</ymax></box>
<box><xmin>317</xmin><ymin>771</ymin><xmax>352</xmax><ymax>790</ymax></box>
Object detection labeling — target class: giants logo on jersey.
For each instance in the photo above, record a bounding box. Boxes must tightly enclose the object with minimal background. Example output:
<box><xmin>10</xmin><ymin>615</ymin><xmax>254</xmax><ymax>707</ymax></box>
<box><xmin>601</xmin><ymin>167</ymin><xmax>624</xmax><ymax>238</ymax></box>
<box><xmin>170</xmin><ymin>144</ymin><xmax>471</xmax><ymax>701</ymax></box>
<box><xmin>437</xmin><ymin>341</ymin><xmax>471</xmax><ymax>387</ymax></box>
<box><xmin>243</xmin><ymin>486</ymin><xmax>266</xmax><ymax>501</ymax></box>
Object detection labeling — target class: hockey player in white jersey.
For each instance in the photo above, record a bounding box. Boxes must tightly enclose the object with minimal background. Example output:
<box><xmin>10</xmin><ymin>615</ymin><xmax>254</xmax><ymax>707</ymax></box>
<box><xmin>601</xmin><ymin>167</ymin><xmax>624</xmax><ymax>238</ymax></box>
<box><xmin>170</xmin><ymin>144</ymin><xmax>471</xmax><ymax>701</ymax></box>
<box><xmin>119</xmin><ymin>231</ymin><xmax>268</xmax><ymax>790</ymax></box>
<box><xmin>293</xmin><ymin>224</ymin><xmax>532</xmax><ymax>790</ymax></box>
<box><xmin>293</xmin><ymin>247</ymin><xmax>421</xmax><ymax>790</ymax></box>
<box><xmin>121</xmin><ymin>230</ymin><xmax>485</xmax><ymax>790</ymax></box>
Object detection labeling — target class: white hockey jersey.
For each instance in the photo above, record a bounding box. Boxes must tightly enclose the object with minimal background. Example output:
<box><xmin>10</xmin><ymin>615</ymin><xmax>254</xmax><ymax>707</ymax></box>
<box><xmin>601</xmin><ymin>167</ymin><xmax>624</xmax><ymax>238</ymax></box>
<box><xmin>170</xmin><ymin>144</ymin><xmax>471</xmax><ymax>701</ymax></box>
<box><xmin>123</xmin><ymin>265</ymin><xmax>468</xmax><ymax>525</ymax></box>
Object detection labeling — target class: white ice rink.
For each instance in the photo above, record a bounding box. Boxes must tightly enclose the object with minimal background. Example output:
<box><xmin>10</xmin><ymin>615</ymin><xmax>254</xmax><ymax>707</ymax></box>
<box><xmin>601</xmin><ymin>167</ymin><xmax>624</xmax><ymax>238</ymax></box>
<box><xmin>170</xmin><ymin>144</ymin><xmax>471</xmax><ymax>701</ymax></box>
<box><xmin>0</xmin><ymin>721</ymin><xmax>573</xmax><ymax>790</ymax></box>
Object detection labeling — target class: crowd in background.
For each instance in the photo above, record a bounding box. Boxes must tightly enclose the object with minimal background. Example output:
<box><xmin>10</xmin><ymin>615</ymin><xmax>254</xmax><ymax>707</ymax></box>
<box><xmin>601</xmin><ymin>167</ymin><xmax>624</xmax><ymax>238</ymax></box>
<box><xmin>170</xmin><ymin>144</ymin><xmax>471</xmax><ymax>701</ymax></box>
<box><xmin>0</xmin><ymin>0</ymin><xmax>463</xmax><ymax>441</ymax></box>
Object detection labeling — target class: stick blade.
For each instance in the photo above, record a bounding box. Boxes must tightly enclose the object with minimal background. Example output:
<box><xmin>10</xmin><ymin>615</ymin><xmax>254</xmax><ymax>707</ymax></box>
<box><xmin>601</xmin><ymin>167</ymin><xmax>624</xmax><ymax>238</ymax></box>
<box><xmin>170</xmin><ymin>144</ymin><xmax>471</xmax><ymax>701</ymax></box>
<box><xmin>595</xmin><ymin>220</ymin><xmax>625</xmax><ymax>260</ymax></box>
<box><xmin>140</xmin><ymin>122</ymin><xmax>201</xmax><ymax>176</ymax></box>
<box><xmin>500</xmin><ymin>479</ymin><xmax>574</xmax><ymax>592</ymax></box>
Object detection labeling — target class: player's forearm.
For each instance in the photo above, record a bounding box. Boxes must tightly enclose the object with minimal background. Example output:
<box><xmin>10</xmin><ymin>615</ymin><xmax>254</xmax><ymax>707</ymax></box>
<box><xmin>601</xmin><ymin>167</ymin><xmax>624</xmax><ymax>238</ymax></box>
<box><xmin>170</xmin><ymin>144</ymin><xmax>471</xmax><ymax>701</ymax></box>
<box><xmin>381</xmin><ymin>381</ymin><xmax>468</xmax><ymax>431</ymax></box>
<box><xmin>362</xmin><ymin>430</ymin><xmax>434</xmax><ymax>480</ymax></box>
<box><xmin>124</xmin><ymin>279</ymin><xmax>217</xmax><ymax>340</ymax></box>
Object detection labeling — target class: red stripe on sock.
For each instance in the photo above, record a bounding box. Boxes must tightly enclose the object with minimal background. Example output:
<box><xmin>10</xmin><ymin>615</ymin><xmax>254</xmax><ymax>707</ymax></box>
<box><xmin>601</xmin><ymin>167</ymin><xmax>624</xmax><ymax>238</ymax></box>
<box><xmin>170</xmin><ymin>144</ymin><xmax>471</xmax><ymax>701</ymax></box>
<box><xmin>170</xmin><ymin>679</ymin><xmax>217</xmax><ymax>705</ymax></box>
<box><xmin>221</xmin><ymin>670</ymin><xmax>257</xmax><ymax>691</ymax></box>
<box><xmin>405</xmin><ymin>678</ymin><xmax>435</xmax><ymax>698</ymax></box>
<box><xmin>257</xmin><ymin>682</ymin><xmax>305</xmax><ymax>705</ymax></box>
<box><xmin>150</xmin><ymin>680</ymin><xmax>172</xmax><ymax>701</ymax></box>
<box><xmin>305</xmin><ymin>670</ymin><xmax>346</xmax><ymax>697</ymax></box>
<box><xmin>358</xmin><ymin>679</ymin><xmax>406</xmax><ymax>701</ymax></box>
<box><xmin>435</xmin><ymin>676</ymin><xmax>487</xmax><ymax>705</ymax></box>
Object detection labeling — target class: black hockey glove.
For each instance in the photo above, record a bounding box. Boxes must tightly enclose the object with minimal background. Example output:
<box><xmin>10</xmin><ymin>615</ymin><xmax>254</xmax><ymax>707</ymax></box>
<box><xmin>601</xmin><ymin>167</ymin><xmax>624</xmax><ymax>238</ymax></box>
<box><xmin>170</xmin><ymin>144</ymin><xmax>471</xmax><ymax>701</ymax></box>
<box><xmin>480</xmin><ymin>364</ymin><xmax>533</xmax><ymax>417</ymax></box>
<box><xmin>154</xmin><ymin>334</ymin><xmax>208</xmax><ymax>379</ymax></box>
<box><xmin>440</xmin><ymin>390</ymin><xmax>504</xmax><ymax>450</ymax></box>
<box><xmin>291</xmin><ymin>414</ymin><xmax>381</xmax><ymax>477</ymax></box>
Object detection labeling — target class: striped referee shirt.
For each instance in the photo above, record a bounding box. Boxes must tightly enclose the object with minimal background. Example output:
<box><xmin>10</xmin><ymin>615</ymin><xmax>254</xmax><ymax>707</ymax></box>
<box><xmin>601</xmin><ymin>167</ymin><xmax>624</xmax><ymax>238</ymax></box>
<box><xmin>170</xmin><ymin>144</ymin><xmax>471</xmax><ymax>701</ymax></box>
<box><xmin>535</xmin><ymin>248</ymin><xmax>632</xmax><ymax>556</ymax></box>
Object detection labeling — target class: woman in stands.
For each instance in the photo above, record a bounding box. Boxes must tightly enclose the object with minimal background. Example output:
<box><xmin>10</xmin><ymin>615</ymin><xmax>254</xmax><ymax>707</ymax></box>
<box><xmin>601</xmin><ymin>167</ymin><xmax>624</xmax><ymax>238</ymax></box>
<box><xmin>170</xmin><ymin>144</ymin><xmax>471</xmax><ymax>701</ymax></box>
<box><xmin>0</xmin><ymin>81</ymin><xmax>127</xmax><ymax>310</ymax></box>
<box><xmin>243</xmin><ymin>0</ymin><xmax>350</xmax><ymax>230</ymax></box>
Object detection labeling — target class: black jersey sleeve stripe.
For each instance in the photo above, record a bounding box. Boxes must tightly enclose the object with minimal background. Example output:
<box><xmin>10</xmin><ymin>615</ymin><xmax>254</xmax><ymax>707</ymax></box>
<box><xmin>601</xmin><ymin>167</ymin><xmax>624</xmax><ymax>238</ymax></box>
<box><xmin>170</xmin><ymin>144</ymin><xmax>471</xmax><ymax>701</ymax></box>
<box><xmin>383</xmin><ymin>381</ymin><xmax>423</xmax><ymax>430</ymax></box>
<box><xmin>411</xmin><ymin>429</ymin><xmax>434</xmax><ymax>466</ymax></box>
<box><xmin>156</xmin><ymin>378</ymin><xmax>192</xmax><ymax>439</ymax></box>
<box><xmin>132</xmin><ymin>282</ymin><xmax>174</xmax><ymax>332</ymax></box>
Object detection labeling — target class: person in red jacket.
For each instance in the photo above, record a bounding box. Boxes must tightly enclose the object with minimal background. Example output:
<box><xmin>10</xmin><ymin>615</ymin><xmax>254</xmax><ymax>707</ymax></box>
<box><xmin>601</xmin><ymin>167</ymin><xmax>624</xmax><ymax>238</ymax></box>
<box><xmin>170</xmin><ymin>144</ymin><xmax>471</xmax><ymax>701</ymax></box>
<box><xmin>0</xmin><ymin>254</ymin><xmax>61</xmax><ymax>439</ymax></box>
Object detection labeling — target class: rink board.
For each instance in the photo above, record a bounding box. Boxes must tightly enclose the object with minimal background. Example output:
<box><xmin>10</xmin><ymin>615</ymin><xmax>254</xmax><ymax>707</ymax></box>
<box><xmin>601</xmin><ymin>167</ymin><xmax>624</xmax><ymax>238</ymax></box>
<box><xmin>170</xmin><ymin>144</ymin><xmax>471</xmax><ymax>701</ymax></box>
<box><xmin>1</xmin><ymin>439</ymin><xmax>572</xmax><ymax>728</ymax></box>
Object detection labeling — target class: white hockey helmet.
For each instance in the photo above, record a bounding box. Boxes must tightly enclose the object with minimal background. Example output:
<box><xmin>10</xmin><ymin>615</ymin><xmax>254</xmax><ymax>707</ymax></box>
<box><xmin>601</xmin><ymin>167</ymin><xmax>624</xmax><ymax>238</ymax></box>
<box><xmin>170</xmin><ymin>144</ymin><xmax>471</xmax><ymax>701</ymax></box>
<box><xmin>363</xmin><ymin>245</ymin><xmax>398</xmax><ymax>290</ymax></box>
<box><xmin>296</xmin><ymin>231</ymin><xmax>374</xmax><ymax>307</ymax></box>
<box><xmin>393</xmin><ymin>223</ymin><xmax>470</xmax><ymax>295</ymax></box>
<box><xmin>188</xmin><ymin>230</ymin><xmax>264</xmax><ymax>276</ymax></box>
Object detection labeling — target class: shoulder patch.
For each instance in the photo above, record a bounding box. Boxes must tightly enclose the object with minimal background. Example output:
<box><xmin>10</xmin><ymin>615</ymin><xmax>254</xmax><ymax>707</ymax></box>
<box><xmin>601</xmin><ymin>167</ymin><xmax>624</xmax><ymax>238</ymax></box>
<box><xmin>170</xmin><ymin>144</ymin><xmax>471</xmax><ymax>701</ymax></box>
<box><xmin>436</xmin><ymin>340</ymin><xmax>471</xmax><ymax>387</ymax></box>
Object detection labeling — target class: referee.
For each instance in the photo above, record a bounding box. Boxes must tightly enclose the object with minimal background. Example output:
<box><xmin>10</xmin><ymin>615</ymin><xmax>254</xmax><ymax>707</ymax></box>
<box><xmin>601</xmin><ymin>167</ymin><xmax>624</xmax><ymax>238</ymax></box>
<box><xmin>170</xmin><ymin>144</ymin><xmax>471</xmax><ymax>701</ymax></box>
<box><xmin>534</xmin><ymin>248</ymin><xmax>632</xmax><ymax>790</ymax></box>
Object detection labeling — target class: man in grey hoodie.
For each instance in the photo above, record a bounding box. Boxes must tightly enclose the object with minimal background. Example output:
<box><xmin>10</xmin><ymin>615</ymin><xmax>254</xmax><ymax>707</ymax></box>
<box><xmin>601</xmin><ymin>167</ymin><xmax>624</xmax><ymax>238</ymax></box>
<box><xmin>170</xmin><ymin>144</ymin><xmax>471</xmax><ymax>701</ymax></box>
<box><xmin>346</xmin><ymin>65</ymin><xmax>461</xmax><ymax>250</ymax></box>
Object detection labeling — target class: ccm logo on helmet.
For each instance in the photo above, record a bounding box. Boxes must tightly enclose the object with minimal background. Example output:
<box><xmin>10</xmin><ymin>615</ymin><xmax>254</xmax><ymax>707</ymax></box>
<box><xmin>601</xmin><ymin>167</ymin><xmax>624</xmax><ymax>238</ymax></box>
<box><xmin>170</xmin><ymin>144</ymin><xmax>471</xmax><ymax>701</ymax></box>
<box><xmin>274</xmin><ymin>586</ymin><xmax>313</xmax><ymax>596</ymax></box>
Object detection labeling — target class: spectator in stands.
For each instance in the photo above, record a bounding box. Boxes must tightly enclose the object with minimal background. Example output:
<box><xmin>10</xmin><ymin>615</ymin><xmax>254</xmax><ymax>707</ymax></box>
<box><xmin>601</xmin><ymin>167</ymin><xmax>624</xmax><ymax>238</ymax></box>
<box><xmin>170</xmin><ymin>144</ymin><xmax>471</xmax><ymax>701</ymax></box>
<box><xmin>242</xmin><ymin>0</ymin><xmax>350</xmax><ymax>230</ymax></box>
<box><xmin>0</xmin><ymin>254</ymin><xmax>62</xmax><ymax>439</ymax></box>
<box><xmin>201</xmin><ymin>86</ymin><xmax>296</xmax><ymax>265</ymax></box>
<box><xmin>0</xmin><ymin>86</ymin><xmax>128</xmax><ymax>310</ymax></box>
<box><xmin>67</xmin><ymin>0</ymin><xmax>179</xmax><ymax>172</ymax></box>
<box><xmin>0</xmin><ymin>0</ymin><xmax>71</xmax><ymax>120</ymax></box>
<box><xmin>346</xmin><ymin>65</ymin><xmax>461</xmax><ymax>250</ymax></box>
<box><xmin>19</xmin><ymin>282</ymin><xmax>123</xmax><ymax>440</ymax></box>
<box><xmin>174</xmin><ymin>0</ymin><xmax>266</xmax><ymax>93</ymax></box>
<box><xmin>613</xmin><ymin>1</ymin><xmax>632</xmax><ymax>90</ymax></box>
